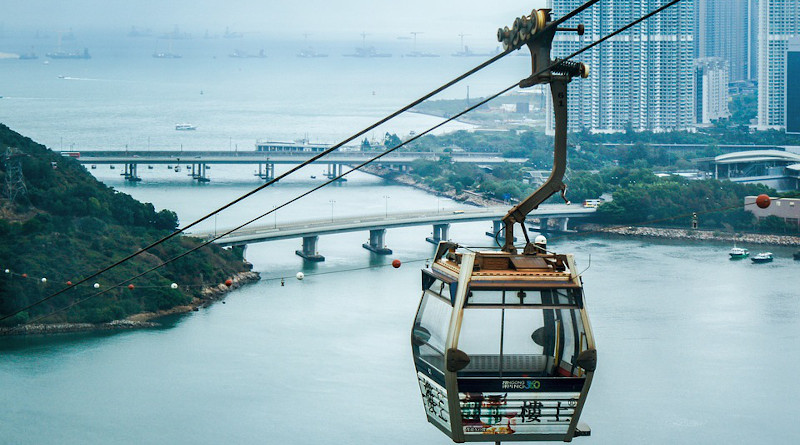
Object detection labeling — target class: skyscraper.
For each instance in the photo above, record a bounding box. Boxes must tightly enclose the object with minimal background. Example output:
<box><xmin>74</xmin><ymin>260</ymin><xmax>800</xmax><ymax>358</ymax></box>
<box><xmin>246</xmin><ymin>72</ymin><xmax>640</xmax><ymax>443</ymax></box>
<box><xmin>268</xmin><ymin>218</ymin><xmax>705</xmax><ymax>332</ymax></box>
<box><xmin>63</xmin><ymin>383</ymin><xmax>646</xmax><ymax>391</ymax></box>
<box><xmin>757</xmin><ymin>0</ymin><xmax>800</xmax><ymax>130</ymax></box>
<box><xmin>696</xmin><ymin>0</ymin><xmax>751</xmax><ymax>82</ymax></box>
<box><xmin>547</xmin><ymin>0</ymin><xmax>695</xmax><ymax>133</ymax></box>
<box><xmin>787</xmin><ymin>37</ymin><xmax>800</xmax><ymax>134</ymax></box>
<box><xmin>694</xmin><ymin>58</ymin><xmax>731</xmax><ymax>124</ymax></box>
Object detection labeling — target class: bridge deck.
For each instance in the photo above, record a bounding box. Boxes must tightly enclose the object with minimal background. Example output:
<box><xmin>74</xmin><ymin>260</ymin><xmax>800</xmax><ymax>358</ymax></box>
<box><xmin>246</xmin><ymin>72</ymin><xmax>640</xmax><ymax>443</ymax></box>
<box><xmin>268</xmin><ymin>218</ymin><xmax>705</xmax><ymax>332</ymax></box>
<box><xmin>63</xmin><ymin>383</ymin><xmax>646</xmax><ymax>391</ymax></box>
<box><xmin>73</xmin><ymin>150</ymin><xmax>526</xmax><ymax>165</ymax></box>
<box><xmin>189</xmin><ymin>206</ymin><xmax>596</xmax><ymax>246</ymax></box>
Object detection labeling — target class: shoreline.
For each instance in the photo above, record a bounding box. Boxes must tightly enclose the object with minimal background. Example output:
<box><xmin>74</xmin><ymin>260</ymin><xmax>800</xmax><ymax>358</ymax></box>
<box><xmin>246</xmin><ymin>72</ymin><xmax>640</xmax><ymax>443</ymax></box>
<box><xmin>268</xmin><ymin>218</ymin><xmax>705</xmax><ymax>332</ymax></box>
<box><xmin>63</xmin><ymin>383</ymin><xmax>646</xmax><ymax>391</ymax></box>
<box><xmin>0</xmin><ymin>270</ymin><xmax>260</xmax><ymax>337</ymax></box>
<box><xmin>362</xmin><ymin>164</ymin><xmax>507</xmax><ymax>207</ymax></box>
<box><xmin>579</xmin><ymin>224</ymin><xmax>800</xmax><ymax>247</ymax></box>
<box><xmin>363</xmin><ymin>167</ymin><xmax>800</xmax><ymax>248</ymax></box>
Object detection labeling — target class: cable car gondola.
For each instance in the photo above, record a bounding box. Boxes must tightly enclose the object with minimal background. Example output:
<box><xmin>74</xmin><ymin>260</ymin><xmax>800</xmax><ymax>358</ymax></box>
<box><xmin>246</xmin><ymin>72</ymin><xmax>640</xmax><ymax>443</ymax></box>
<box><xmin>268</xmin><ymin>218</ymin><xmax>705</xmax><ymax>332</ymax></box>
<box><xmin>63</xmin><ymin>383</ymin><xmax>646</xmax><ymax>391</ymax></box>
<box><xmin>412</xmin><ymin>9</ymin><xmax>595</xmax><ymax>443</ymax></box>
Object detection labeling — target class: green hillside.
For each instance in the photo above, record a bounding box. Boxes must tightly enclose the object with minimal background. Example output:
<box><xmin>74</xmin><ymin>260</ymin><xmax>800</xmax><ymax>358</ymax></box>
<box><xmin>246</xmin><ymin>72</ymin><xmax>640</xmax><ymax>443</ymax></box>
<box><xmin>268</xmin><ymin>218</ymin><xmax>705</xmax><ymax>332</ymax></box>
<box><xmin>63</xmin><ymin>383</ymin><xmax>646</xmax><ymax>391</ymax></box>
<box><xmin>0</xmin><ymin>124</ymin><xmax>251</xmax><ymax>326</ymax></box>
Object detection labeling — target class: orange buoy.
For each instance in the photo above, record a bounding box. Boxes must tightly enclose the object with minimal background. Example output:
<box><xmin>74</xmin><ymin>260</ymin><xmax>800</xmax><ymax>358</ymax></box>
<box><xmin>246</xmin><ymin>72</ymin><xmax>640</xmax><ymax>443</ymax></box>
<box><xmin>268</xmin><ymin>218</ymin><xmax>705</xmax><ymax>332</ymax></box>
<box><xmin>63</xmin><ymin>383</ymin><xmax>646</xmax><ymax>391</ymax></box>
<box><xmin>756</xmin><ymin>194</ymin><xmax>771</xmax><ymax>209</ymax></box>
<box><xmin>21</xmin><ymin>273</ymin><xmax>27</xmax><ymax>278</ymax></box>
<box><xmin>392</xmin><ymin>259</ymin><xmax>402</xmax><ymax>268</ymax></box>
<box><xmin>225</xmin><ymin>279</ymin><xmax>233</xmax><ymax>287</ymax></box>
<box><xmin>128</xmin><ymin>284</ymin><xmax>135</xmax><ymax>290</ymax></box>
<box><xmin>66</xmin><ymin>281</ymin><xmax>73</xmax><ymax>286</ymax></box>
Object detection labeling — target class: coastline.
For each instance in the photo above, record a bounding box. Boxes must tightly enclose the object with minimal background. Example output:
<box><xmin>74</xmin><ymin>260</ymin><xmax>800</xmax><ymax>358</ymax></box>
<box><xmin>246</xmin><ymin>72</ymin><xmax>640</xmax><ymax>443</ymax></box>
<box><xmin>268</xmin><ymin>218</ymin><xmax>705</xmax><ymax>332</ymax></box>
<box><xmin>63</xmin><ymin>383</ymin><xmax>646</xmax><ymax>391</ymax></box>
<box><xmin>362</xmin><ymin>164</ymin><xmax>506</xmax><ymax>207</ymax></box>
<box><xmin>0</xmin><ymin>270</ymin><xmax>260</xmax><ymax>336</ymax></box>
<box><xmin>579</xmin><ymin>224</ymin><xmax>800</xmax><ymax>247</ymax></box>
<box><xmin>363</xmin><ymin>166</ymin><xmax>800</xmax><ymax>248</ymax></box>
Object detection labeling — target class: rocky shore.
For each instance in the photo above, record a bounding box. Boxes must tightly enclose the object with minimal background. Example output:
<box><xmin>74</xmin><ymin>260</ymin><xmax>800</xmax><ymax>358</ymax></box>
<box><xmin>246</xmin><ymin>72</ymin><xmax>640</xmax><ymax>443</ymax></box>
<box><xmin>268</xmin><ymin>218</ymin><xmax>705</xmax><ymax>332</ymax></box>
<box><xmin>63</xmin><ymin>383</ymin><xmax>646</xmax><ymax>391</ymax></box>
<box><xmin>0</xmin><ymin>270</ymin><xmax>260</xmax><ymax>336</ymax></box>
<box><xmin>361</xmin><ymin>166</ymin><xmax>800</xmax><ymax>248</ymax></box>
<box><xmin>579</xmin><ymin>224</ymin><xmax>800</xmax><ymax>247</ymax></box>
<box><xmin>361</xmin><ymin>164</ymin><xmax>506</xmax><ymax>207</ymax></box>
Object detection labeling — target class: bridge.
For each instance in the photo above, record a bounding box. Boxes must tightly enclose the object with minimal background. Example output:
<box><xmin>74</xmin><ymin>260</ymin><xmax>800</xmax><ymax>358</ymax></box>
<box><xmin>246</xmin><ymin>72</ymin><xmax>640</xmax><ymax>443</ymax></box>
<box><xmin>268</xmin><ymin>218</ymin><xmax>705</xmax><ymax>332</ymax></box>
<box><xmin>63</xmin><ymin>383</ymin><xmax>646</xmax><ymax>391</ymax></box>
<box><xmin>70</xmin><ymin>150</ymin><xmax>527</xmax><ymax>183</ymax></box>
<box><xmin>189</xmin><ymin>205</ymin><xmax>596</xmax><ymax>261</ymax></box>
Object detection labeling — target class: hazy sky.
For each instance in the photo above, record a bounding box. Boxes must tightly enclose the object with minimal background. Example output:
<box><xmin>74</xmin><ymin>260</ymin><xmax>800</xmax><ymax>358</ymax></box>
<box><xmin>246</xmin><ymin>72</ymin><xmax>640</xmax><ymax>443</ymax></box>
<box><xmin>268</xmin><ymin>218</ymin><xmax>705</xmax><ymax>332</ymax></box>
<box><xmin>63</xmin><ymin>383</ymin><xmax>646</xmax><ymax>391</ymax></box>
<box><xmin>4</xmin><ymin>0</ymin><xmax>549</xmax><ymax>41</ymax></box>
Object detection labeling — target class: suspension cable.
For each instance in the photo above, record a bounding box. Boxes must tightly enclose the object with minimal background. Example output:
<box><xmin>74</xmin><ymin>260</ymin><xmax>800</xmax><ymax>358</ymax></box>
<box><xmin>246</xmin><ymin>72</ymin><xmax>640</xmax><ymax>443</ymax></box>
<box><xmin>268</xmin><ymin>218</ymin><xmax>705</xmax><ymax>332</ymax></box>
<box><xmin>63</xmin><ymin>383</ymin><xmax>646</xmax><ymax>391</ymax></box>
<box><xmin>0</xmin><ymin>33</ymin><xmax>520</xmax><ymax>323</ymax></box>
<box><xmin>12</xmin><ymin>85</ymin><xmax>516</xmax><ymax>328</ymax></box>
<box><xmin>3</xmin><ymin>0</ymin><xmax>686</xmax><ymax>325</ymax></box>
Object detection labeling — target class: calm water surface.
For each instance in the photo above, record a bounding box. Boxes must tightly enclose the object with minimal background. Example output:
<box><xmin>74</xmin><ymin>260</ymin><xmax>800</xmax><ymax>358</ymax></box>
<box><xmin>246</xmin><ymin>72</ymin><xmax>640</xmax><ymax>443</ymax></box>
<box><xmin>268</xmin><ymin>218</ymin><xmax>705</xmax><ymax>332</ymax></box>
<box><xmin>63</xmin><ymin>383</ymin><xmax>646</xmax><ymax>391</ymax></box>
<box><xmin>2</xmin><ymin>174</ymin><xmax>799</xmax><ymax>444</ymax></box>
<box><xmin>1</xmin><ymin>34</ymin><xmax>799</xmax><ymax>445</ymax></box>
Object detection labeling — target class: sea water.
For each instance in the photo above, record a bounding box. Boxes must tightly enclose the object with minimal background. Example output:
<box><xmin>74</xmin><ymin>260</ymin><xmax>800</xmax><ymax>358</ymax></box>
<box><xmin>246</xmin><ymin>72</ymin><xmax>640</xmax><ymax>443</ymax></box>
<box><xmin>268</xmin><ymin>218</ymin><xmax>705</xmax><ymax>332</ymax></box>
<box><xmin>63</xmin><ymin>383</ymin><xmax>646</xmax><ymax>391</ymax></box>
<box><xmin>1</xmin><ymin>34</ymin><xmax>800</xmax><ymax>444</ymax></box>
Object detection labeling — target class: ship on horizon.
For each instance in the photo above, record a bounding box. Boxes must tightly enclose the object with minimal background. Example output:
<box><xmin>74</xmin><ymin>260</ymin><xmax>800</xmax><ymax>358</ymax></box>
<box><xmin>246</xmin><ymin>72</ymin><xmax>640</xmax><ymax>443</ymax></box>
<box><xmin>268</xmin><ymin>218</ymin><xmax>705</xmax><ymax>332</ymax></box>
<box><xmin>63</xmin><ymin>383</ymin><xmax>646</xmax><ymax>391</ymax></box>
<box><xmin>297</xmin><ymin>47</ymin><xmax>328</xmax><ymax>58</ymax></box>
<box><xmin>46</xmin><ymin>48</ymin><xmax>91</xmax><ymax>59</ymax></box>
<box><xmin>344</xmin><ymin>32</ymin><xmax>391</xmax><ymax>58</ymax></box>
<box><xmin>229</xmin><ymin>49</ymin><xmax>266</xmax><ymax>58</ymax></box>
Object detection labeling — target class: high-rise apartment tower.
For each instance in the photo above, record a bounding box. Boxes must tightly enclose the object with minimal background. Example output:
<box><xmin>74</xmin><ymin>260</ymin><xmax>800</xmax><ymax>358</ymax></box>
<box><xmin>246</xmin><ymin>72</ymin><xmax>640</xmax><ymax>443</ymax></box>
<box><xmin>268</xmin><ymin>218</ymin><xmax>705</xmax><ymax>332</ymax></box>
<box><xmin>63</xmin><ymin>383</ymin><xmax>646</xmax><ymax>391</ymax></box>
<box><xmin>757</xmin><ymin>0</ymin><xmax>800</xmax><ymax>130</ymax></box>
<box><xmin>547</xmin><ymin>0</ymin><xmax>695</xmax><ymax>133</ymax></box>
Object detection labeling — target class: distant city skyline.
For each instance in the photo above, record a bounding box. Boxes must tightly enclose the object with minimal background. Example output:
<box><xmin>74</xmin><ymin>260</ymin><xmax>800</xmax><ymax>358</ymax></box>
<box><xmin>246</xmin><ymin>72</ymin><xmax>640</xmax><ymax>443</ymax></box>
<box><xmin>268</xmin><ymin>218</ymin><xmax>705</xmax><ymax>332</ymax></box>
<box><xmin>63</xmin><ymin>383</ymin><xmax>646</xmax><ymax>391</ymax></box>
<box><xmin>0</xmin><ymin>0</ymin><xmax>548</xmax><ymax>42</ymax></box>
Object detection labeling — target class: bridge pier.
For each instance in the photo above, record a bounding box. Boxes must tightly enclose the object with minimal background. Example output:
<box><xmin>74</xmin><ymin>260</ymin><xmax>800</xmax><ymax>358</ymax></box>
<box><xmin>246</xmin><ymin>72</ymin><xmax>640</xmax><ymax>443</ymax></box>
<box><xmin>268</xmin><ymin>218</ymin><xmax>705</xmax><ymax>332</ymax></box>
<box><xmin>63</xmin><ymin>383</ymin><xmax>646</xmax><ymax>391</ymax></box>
<box><xmin>485</xmin><ymin>219</ymin><xmax>516</xmax><ymax>243</ymax></box>
<box><xmin>533</xmin><ymin>217</ymin><xmax>570</xmax><ymax>232</ymax></box>
<box><xmin>255</xmin><ymin>162</ymin><xmax>275</xmax><ymax>181</ymax></box>
<box><xmin>426</xmin><ymin>223</ymin><xmax>450</xmax><ymax>245</ymax></box>
<box><xmin>123</xmin><ymin>163</ymin><xmax>141</xmax><ymax>182</ymax></box>
<box><xmin>190</xmin><ymin>163</ymin><xmax>210</xmax><ymax>182</ymax></box>
<box><xmin>555</xmin><ymin>217</ymin><xmax>569</xmax><ymax>232</ymax></box>
<box><xmin>325</xmin><ymin>163</ymin><xmax>347</xmax><ymax>181</ymax></box>
<box><xmin>295</xmin><ymin>235</ymin><xmax>325</xmax><ymax>262</ymax></box>
<box><xmin>362</xmin><ymin>228</ymin><xmax>392</xmax><ymax>254</ymax></box>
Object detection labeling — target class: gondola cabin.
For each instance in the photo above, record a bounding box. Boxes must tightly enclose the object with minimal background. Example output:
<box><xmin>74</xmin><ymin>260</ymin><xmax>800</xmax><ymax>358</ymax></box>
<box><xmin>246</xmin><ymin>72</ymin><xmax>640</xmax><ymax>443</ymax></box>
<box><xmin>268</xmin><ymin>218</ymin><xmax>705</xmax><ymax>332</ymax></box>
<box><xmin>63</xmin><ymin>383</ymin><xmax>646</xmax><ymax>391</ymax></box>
<box><xmin>412</xmin><ymin>242</ymin><xmax>595</xmax><ymax>442</ymax></box>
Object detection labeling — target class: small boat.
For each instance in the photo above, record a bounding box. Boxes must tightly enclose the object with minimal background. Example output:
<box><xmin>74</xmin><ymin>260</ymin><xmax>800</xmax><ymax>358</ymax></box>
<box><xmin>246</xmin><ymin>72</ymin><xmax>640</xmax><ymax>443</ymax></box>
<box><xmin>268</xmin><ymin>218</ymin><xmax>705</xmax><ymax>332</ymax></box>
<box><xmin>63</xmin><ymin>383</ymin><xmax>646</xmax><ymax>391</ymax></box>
<box><xmin>91</xmin><ymin>165</ymin><xmax>96</xmax><ymax>169</ymax></box>
<box><xmin>147</xmin><ymin>165</ymin><xmax>154</xmax><ymax>169</ymax></box>
<box><xmin>109</xmin><ymin>165</ymin><xmax>115</xmax><ymax>170</ymax></box>
<box><xmin>729</xmin><ymin>246</ymin><xmax>749</xmax><ymax>259</ymax></box>
<box><xmin>310</xmin><ymin>175</ymin><xmax>316</xmax><ymax>179</ymax></box>
<box><xmin>175</xmin><ymin>123</ymin><xmax>196</xmax><ymax>131</ymax></box>
<box><xmin>751</xmin><ymin>252</ymin><xmax>774</xmax><ymax>263</ymax></box>
<box><xmin>174</xmin><ymin>166</ymin><xmax>181</xmax><ymax>172</ymax></box>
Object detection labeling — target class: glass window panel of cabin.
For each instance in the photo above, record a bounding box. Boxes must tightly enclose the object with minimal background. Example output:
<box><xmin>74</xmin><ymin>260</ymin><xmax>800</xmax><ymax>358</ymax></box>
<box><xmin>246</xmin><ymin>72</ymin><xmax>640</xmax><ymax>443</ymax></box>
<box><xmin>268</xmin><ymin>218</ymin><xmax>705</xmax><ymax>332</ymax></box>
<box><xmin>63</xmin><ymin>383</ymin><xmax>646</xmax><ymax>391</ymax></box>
<box><xmin>413</xmin><ymin>293</ymin><xmax>452</xmax><ymax>372</ymax></box>
<box><xmin>558</xmin><ymin>308</ymin><xmax>578</xmax><ymax>368</ymax></box>
<box><xmin>501</xmin><ymin>309</ymin><xmax>549</xmax><ymax>375</ymax></box>
<box><xmin>457</xmin><ymin>308</ymin><xmax>502</xmax><ymax>374</ymax></box>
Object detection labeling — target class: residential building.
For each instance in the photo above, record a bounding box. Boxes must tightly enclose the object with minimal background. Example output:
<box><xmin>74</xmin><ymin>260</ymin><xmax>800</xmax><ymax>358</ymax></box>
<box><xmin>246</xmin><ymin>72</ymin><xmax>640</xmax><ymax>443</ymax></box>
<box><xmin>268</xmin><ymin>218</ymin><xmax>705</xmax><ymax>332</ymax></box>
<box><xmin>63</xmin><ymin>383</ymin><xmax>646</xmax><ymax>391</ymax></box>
<box><xmin>787</xmin><ymin>37</ymin><xmax>800</xmax><ymax>133</ymax></box>
<box><xmin>696</xmin><ymin>0</ymin><xmax>751</xmax><ymax>82</ymax></box>
<box><xmin>757</xmin><ymin>0</ymin><xmax>800</xmax><ymax>130</ymax></box>
<box><xmin>547</xmin><ymin>0</ymin><xmax>695</xmax><ymax>133</ymax></box>
<box><xmin>694</xmin><ymin>57</ymin><xmax>730</xmax><ymax>124</ymax></box>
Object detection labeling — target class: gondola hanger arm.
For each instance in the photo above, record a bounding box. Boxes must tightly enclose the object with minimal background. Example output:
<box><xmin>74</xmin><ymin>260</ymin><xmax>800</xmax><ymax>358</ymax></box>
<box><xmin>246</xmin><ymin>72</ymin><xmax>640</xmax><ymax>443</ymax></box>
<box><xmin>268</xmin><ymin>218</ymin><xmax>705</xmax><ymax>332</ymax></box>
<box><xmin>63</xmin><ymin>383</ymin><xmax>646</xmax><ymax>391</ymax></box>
<box><xmin>496</xmin><ymin>9</ymin><xmax>588</xmax><ymax>253</ymax></box>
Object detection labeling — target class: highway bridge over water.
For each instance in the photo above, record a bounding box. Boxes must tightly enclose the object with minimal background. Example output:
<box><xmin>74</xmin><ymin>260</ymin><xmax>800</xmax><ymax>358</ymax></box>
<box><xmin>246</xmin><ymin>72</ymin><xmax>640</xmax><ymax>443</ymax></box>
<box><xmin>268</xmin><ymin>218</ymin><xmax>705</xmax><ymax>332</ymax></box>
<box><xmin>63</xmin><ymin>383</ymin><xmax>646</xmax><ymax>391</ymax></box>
<box><xmin>71</xmin><ymin>150</ymin><xmax>527</xmax><ymax>183</ymax></box>
<box><xmin>190</xmin><ymin>205</ymin><xmax>596</xmax><ymax>261</ymax></box>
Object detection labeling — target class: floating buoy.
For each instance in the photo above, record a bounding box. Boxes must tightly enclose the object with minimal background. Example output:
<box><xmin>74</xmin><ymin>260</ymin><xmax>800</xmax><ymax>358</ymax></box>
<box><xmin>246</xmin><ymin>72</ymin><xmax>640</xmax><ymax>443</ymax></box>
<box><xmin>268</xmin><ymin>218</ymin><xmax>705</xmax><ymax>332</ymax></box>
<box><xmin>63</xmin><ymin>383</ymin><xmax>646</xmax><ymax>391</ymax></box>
<box><xmin>4</xmin><ymin>269</ymin><xmax>9</xmax><ymax>274</ymax></box>
<box><xmin>21</xmin><ymin>273</ymin><xmax>27</xmax><ymax>278</ymax></box>
<box><xmin>128</xmin><ymin>284</ymin><xmax>135</xmax><ymax>290</ymax></box>
<box><xmin>171</xmin><ymin>283</ymin><xmax>178</xmax><ymax>289</ymax></box>
<box><xmin>41</xmin><ymin>277</ymin><xmax>47</xmax><ymax>283</ymax></box>
<box><xmin>66</xmin><ymin>281</ymin><xmax>73</xmax><ymax>286</ymax></box>
<box><xmin>225</xmin><ymin>279</ymin><xmax>233</xmax><ymax>287</ymax></box>
<box><xmin>296</xmin><ymin>272</ymin><xmax>304</xmax><ymax>281</ymax></box>
<box><xmin>756</xmin><ymin>194</ymin><xmax>771</xmax><ymax>209</ymax></box>
<box><xmin>392</xmin><ymin>259</ymin><xmax>402</xmax><ymax>268</ymax></box>
<box><xmin>280</xmin><ymin>278</ymin><xmax>285</xmax><ymax>286</ymax></box>
<box><xmin>93</xmin><ymin>283</ymin><xmax>100</xmax><ymax>289</ymax></box>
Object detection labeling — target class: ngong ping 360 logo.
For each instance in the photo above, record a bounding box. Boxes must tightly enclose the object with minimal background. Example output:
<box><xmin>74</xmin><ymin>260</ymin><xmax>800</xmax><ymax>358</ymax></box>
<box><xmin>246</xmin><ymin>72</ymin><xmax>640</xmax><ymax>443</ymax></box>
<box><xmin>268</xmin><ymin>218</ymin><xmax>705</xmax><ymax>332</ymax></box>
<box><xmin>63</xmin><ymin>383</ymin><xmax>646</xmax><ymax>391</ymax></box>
<box><xmin>501</xmin><ymin>380</ymin><xmax>541</xmax><ymax>390</ymax></box>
